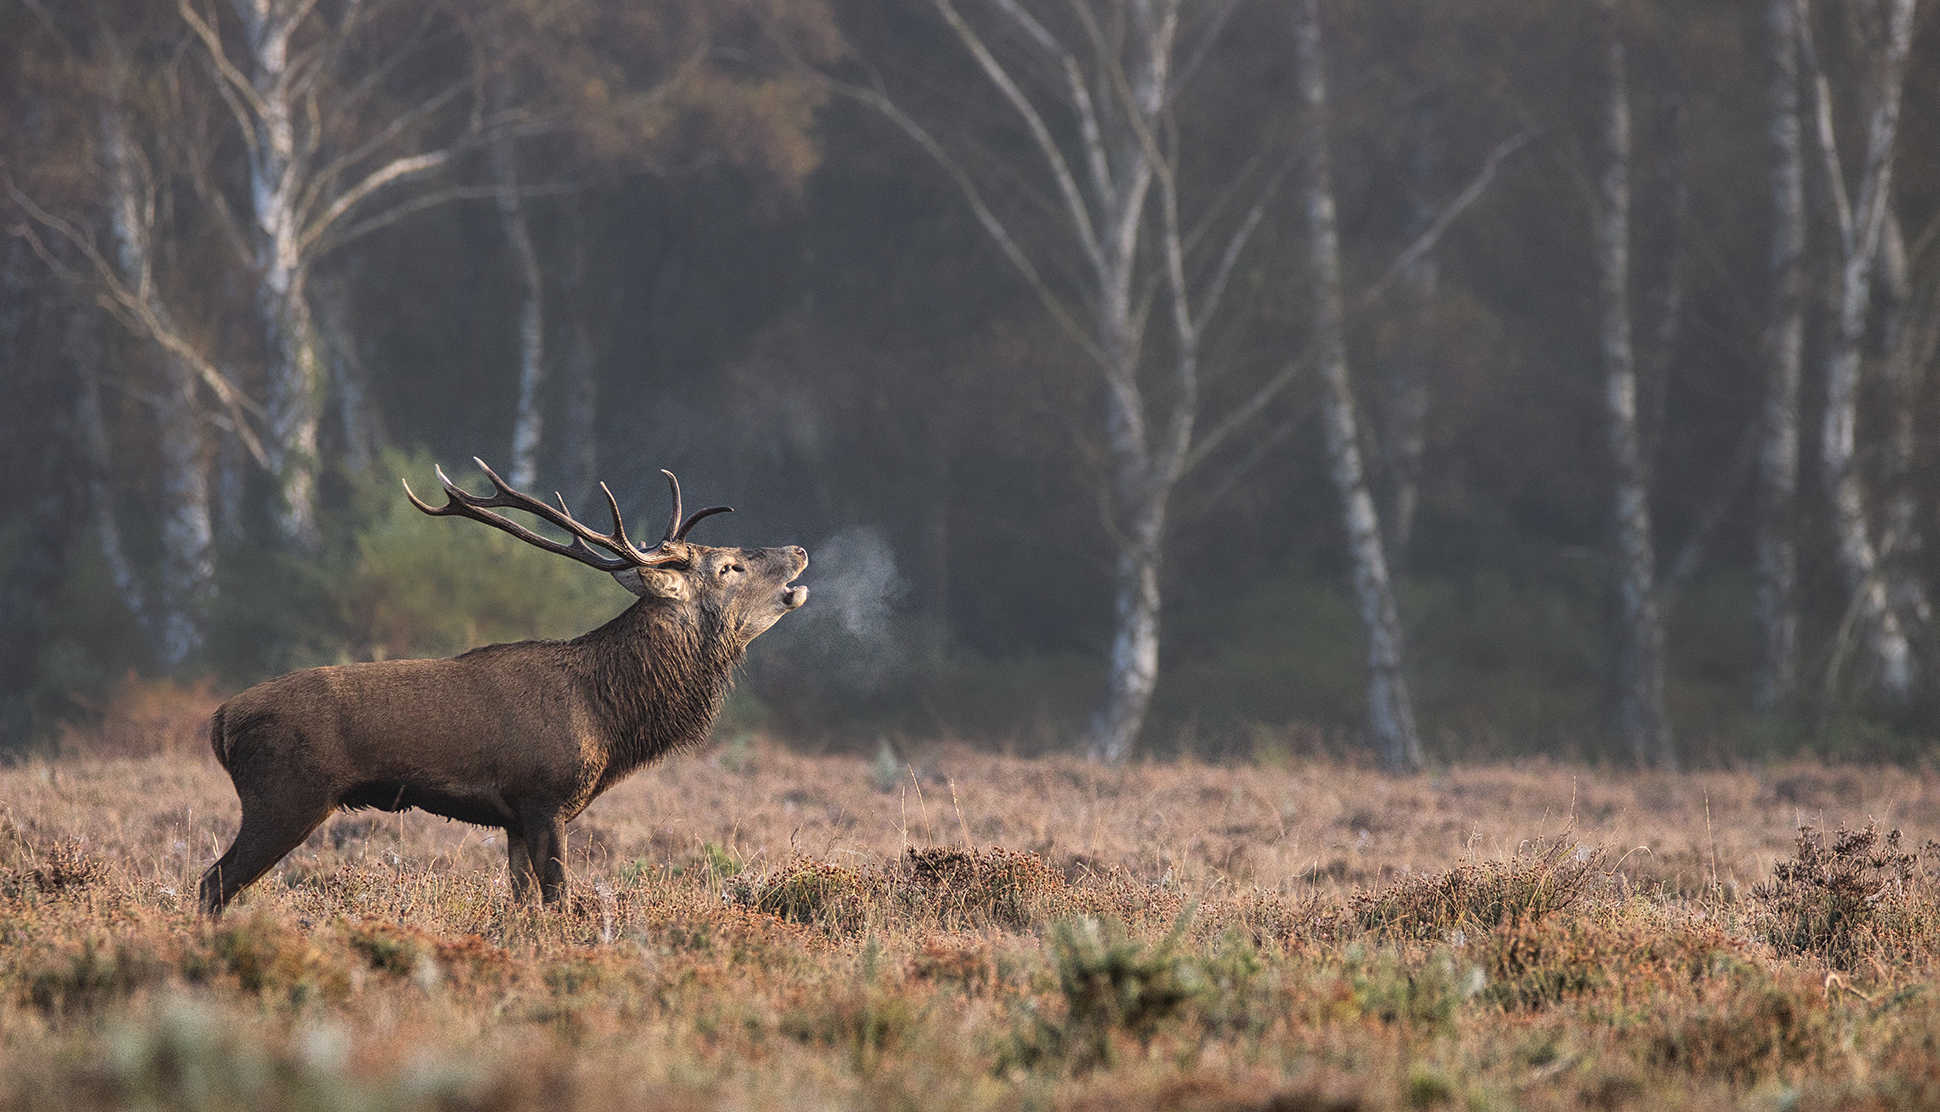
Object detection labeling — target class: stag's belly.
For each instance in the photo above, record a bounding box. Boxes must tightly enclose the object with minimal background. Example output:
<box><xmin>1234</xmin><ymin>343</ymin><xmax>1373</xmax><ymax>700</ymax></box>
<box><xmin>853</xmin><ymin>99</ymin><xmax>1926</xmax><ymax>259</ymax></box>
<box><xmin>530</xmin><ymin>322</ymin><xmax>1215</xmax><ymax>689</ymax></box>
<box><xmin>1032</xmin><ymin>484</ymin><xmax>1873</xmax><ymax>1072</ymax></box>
<box><xmin>338</xmin><ymin>780</ymin><xmax>519</xmax><ymax>828</ymax></box>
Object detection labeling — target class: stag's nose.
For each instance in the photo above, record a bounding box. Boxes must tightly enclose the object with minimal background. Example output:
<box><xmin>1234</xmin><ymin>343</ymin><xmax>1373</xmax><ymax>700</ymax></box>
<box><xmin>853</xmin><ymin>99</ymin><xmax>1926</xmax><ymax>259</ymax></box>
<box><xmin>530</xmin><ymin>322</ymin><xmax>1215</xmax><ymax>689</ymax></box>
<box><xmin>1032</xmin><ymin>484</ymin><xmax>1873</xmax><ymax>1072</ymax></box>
<box><xmin>782</xmin><ymin>546</ymin><xmax>808</xmax><ymax>609</ymax></box>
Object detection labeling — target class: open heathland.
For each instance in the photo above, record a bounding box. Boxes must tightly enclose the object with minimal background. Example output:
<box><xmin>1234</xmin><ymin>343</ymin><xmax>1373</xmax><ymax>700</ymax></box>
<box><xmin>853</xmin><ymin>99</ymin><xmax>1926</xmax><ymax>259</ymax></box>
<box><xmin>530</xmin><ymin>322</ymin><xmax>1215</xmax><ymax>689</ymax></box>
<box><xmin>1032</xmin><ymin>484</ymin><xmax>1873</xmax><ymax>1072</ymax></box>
<box><xmin>4</xmin><ymin>725</ymin><xmax>1940</xmax><ymax>1110</ymax></box>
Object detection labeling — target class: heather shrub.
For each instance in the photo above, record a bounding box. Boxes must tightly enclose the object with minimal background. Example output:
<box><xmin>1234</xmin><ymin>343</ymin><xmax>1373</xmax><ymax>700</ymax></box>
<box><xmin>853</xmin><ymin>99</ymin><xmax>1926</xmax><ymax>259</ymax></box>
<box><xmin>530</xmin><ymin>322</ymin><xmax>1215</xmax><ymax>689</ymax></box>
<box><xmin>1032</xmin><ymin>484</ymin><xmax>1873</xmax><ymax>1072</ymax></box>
<box><xmin>1752</xmin><ymin>823</ymin><xmax>1932</xmax><ymax>970</ymax></box>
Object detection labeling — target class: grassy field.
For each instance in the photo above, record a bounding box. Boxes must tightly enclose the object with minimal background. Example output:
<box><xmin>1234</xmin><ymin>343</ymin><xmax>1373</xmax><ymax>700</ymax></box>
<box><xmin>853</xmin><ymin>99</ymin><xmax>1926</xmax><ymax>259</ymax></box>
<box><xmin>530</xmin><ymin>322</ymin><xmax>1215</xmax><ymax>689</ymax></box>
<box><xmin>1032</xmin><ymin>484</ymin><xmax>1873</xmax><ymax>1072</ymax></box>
<box><xmin>3</xmin><ymin>707</ymin><xmax>1940</xmax><ymax>1110</ymax></box>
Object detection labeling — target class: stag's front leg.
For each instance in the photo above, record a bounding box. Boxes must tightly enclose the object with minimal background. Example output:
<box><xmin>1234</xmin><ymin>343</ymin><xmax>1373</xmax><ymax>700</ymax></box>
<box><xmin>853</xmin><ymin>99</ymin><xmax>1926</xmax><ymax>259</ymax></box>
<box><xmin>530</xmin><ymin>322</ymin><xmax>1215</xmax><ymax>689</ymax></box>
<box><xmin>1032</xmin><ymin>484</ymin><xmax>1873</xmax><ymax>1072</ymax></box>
<box><xmin>505</xmin><ymin>829</ymin><xmax>537</xmax><ymax>905</ymax></box>
<box><xmin>518</xmin><ymin>807</ymin><xmax>571</xmax><ymax>907</ymax></box>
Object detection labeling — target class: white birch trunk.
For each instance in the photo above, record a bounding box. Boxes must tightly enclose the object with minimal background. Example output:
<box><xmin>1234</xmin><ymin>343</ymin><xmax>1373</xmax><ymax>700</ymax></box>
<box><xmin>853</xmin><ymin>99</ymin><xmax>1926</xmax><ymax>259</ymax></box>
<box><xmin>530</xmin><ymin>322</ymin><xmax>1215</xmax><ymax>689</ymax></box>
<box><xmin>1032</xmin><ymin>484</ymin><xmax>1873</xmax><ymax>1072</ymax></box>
<box><xmin>1295</xmin><ymin>0</ymin><xmax>1420</xmax><ymax>773</ymax></box>
<box><xmin>492</xmin><ymin>87</ymin><xmax>548</xmax><ymax>491</ymax></box>
<box><xmin>1811</xmin><ymin>0</ymin><xmax>1917</xmax><ymax>699</ymax></box>
<box><xmin>1754</xmin><ymin>0</ymin><xmax>1806</xmax><ymax>713</ymax></box>
<box><xmin>99</xmin><ymin>84</ymin><xmax>212</xmax><ymax>667</ymax></box>
<box><xmin>1082</xmin><ymin>4</ymin><xmax>1170</xmax><ymax>765</ymax></box>
<box><xmin>1595</xmin><ymin>14</ymin><xmax>1675</xmax><ymax>769</ymax></box>
<box><xmin>1873</xmin><ymin>208</ymin><xmax>1932</xmax><ymax>647</ymax></box>
<box><xmin>182</xmin><ymin>0</ymin><xmax>465</xmax><ymax>549</ymax></box>
<box><xmin>232</xmin><ymin>0</ymin><xmax>325</xmax><ymax>550</ymax></box>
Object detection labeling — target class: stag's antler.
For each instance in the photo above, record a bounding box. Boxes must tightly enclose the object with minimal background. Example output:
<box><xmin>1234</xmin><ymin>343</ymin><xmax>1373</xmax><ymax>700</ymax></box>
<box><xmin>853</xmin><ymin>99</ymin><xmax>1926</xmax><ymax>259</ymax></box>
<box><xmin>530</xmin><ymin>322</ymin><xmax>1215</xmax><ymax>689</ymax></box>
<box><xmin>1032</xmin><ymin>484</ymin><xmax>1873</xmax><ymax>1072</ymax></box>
<box><xmin>403</xmin><ymin>458</ymin><xmax>730</xmax><ymax>571</ymax></box>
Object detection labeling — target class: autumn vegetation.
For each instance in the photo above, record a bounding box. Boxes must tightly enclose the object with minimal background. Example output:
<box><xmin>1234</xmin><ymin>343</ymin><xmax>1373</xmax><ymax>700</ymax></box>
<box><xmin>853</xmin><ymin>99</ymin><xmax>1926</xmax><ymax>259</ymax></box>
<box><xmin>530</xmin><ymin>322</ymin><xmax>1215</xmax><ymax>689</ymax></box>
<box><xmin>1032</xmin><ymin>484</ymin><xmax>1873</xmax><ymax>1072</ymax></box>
<box><xmin>9</xmin><ymin>3</ymin><xmax>1940</xmax><ymax>1105</ymax></box>
<box><xmin>4</xmin><ymin>695</ymin><xmax>1940</xmax><ymax>1110</ymax></box>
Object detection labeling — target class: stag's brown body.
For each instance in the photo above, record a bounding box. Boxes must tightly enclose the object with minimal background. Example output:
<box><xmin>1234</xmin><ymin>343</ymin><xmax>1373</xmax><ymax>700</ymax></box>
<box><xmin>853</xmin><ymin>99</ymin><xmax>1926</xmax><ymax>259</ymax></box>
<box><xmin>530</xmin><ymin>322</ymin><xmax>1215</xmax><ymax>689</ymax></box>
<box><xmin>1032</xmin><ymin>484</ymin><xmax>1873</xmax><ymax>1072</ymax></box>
<box><xmin>199</xmin><ymin>462</ymin><xmax>807</xmax><ymax>915</ymax></box>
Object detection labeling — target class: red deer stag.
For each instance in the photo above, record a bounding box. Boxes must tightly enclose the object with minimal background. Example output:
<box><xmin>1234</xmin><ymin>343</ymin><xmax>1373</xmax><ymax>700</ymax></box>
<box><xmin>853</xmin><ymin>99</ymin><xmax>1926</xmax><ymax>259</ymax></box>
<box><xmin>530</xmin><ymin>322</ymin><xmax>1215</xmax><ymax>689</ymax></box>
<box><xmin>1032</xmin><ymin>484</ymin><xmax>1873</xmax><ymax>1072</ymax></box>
<box><xmin>198</xmin><ymin>460</ymin><xmax>808</xmax><ymax>915</ymax></box>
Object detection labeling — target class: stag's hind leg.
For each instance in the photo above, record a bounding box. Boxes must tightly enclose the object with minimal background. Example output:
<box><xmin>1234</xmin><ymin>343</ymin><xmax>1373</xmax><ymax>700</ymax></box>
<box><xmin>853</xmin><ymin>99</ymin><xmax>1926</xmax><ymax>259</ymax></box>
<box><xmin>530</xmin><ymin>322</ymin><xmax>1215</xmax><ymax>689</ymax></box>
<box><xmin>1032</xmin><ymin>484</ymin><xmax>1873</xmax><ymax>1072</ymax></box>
<box><xmin>198</xmin><ymin>794</ymin><xmax>335</xmax><ymax>917</ymax></box>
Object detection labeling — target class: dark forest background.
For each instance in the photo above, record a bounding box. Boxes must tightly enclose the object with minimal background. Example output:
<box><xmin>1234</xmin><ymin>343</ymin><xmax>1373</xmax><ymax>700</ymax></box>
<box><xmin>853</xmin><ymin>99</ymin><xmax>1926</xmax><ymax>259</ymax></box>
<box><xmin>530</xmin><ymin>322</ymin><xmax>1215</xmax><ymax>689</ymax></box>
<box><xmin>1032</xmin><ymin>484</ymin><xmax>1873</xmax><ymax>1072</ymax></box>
<box><xmin>5</xmin><ymin>0</ymin><xmax>1939</xmax><ymax>766</ymax></box>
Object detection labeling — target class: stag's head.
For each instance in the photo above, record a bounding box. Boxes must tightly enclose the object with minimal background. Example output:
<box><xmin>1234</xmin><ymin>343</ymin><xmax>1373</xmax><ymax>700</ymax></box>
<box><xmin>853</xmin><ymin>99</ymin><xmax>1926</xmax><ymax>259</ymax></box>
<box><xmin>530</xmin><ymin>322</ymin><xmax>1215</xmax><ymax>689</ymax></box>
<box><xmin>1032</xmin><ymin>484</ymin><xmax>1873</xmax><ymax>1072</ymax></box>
<box><xmin>405</xmin><ymin>459</ymin><xmax>808</xmax><ymax>647</ymax></box>
<box><xmin>614</xmin><ymin>543</ymin><xmax>810</xmax><ymax>646</ymax></box>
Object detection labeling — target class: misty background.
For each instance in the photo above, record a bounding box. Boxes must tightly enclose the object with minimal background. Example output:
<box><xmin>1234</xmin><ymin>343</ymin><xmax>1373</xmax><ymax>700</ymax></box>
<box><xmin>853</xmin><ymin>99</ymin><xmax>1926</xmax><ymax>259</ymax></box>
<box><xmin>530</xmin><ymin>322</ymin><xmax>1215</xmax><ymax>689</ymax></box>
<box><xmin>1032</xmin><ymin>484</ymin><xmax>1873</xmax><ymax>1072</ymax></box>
<box><xmin>4</xmin><ymin>0</ymin><xmax>1939</xmax><ymax>767</ymax></box>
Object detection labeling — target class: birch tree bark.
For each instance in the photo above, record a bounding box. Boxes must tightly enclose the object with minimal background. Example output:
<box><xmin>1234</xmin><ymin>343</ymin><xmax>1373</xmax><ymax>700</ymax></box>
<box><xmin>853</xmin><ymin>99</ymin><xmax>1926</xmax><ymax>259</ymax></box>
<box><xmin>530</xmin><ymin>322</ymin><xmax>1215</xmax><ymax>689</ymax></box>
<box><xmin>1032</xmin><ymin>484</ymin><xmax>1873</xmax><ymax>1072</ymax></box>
<box><xmin>1594</xmin><ymin>8</ymin><xmax>1674</xmax><ymax>769</ymax></box>
<box><xmin>855</xmin><ymin>0</ymin><xmax>1297</xmax><ymax>762</ymax></box>
<box><xmin>1797</xmin><ymin>0</ymin><xmax>1919</xmax><ymax>699</ymax></box>
<box><xmin>491</xmin><ymin>76</ymin><xmax>548</xmax><ymax>491</ymax></box>
<box><xmin>1294</xmin><ymin>0</ymin><xmax>1420</xmax><ymax>773</ymax></box>
<box><xmin>99</xmin><ymin>91</ymin><xmax>213</xmax><ymax>667</ymax></box>
<box><xmin>1754</xmin><ymin>0</ymin><xmax>1806</xmax><ymax>713</ymax></box>
<box><xmin>232</xmin><ymin>0</ymin><xmax>325</xmax><ymax>550</ymax></box>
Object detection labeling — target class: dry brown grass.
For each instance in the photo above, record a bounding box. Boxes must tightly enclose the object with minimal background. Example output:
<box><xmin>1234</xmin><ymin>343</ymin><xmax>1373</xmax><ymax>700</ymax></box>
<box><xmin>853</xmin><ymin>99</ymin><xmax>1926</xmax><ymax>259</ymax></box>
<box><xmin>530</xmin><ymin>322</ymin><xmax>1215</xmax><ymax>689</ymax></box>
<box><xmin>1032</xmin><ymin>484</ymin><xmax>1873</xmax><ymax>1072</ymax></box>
<box><xmin>3</xmin><ymin>730</ymin><xmax>1940</xmax><ymax>1110</ymax></box>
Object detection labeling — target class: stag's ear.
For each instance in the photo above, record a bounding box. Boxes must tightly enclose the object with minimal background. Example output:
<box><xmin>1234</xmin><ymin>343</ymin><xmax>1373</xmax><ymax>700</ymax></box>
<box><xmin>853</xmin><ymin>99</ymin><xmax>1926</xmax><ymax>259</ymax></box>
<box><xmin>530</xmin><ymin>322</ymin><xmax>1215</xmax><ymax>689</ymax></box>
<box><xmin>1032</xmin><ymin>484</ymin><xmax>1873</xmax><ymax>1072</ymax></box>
<box><xmin>613</xmin><ymin>567</ymin><xmax>690</xmax><ymax>601</ymax></box>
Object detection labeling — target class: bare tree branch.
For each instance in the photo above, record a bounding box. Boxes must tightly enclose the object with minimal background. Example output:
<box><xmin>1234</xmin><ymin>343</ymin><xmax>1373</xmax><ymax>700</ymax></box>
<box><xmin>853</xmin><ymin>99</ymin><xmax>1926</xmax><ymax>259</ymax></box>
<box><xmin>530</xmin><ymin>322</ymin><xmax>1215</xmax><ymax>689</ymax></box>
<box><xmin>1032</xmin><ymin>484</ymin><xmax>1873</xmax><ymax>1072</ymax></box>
<box><xmin>297</xmin><ymin>149</ymin><xmax>450</xmax><ymax>255</ymax></box>
<box><xmin>933</xmin><ymin>0</ymin><xmax>1107</xmax><ymax>278</ymax></box>
<box><xmin>1356</xmin><ymin>130</ymin><xmax>1535</xmax><ymax>311</ymax></box>
<box><xmin>831</xmin><ymin>77</ymin><xmax>1107</xmax><ymax>366</ymax></box>
<box><xmin>6</xmin><ymin>183</ymin><xmax>271</xmax><ymax>467</ymax></box>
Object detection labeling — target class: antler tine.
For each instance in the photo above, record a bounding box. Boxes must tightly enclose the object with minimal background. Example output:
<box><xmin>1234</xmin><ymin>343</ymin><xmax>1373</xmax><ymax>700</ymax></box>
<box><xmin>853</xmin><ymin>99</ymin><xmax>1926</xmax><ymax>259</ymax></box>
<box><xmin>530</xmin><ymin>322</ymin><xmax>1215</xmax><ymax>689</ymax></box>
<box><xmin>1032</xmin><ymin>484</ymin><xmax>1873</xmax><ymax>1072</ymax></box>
<box><xmin>674</xmin><ymin>505</ymin><xmax>734</xmax><ymax>541</ymax></box>
<box><xmin>595</xmin><ymin>481</ymin><xmax>674</xmax><ymax>566</ymax></box>
<box><xmin>659</xmin><ymin>470</ymin><xmax>683</xmax><ymax>545</ymax></box>
<box><xmin>655</xmin><ymin>469</ymin><xmax>733</xmax><ymax>542</ymax></box>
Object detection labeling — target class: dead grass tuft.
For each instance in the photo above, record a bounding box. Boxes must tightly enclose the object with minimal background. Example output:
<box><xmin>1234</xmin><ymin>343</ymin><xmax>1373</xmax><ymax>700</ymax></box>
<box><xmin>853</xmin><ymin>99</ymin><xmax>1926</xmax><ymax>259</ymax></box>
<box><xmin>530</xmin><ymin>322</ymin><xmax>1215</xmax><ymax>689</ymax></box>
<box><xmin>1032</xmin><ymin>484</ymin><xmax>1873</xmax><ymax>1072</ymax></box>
<box><xmin>1482</xmin><ymin>901</ymin><xmax>1747</xmax><ymax>1010</ymax></box>
<box><xmin>1349</xmin><ymin>838</ymin><xmax>1601</xmax><ymax>941</ymax></box>
<box><xmin>1</xmin><ymin>838</ymin><xmax>109</xmax><ymax>898</ymax></box>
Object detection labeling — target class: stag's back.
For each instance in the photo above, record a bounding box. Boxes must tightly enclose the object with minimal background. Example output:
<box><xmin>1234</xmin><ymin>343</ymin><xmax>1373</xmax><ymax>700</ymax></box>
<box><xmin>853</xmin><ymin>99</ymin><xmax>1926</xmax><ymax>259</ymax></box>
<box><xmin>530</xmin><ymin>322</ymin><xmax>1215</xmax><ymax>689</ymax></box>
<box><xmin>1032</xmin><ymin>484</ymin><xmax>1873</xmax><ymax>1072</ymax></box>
<box><xmin>211</xmin><ymin>641</ymin><xmax>602</xmax><ymax>790</ymax></box>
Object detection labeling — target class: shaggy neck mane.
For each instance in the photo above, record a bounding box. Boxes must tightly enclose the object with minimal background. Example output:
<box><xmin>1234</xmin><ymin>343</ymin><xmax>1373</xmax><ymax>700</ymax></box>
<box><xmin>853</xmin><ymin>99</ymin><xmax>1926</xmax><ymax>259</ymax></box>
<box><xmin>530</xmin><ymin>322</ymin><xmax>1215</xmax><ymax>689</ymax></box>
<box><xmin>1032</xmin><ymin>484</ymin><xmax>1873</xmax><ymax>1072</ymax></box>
<box><xmin>576</xmin><ymin>598</ymin><xmax>743</xmax><ymax>775</ymax></box>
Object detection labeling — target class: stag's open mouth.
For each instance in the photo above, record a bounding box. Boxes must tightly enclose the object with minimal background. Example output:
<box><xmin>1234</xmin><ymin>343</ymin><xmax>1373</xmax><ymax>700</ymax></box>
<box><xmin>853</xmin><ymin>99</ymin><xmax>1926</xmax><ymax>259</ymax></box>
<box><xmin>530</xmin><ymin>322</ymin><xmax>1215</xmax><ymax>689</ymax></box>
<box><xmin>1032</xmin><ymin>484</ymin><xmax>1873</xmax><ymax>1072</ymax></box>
<box><xmin>781</xmin><ymin>549</ymin><xmax>808</xmax><ymax>609</ymax></box>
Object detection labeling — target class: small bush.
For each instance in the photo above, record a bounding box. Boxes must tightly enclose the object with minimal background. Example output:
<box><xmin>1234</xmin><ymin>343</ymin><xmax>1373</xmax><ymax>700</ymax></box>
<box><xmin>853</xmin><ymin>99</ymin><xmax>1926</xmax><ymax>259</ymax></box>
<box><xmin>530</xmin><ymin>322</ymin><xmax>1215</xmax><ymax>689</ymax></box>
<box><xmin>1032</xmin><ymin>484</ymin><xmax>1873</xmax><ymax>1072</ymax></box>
<box><xmin>1752</xmin><ymin>823</ymin><xmax>1929</xmax><ymax>970</ymax></box>
<box><xmin>734</xmin><ymin>860</ymin><xmax>882</xmax><ymax>932</ymax></box>
<box><xmin>2</xmin><ymin>838</ymin><xmax>108</xmax><ymax>899</ymax></box>
<box><xmin>905</xmin><ymin>846</ymin><xmax>1064</xmax><ymax>930</ymax></box>
<box><xmin>343</xmin><ymin>920</ymin><xmax>435</xmax><ymax>977</ymax></box>
<box><xmin>188</xmin><ymin>915</ymin><xmax>349</xmax><ymax>1004</ymax></box>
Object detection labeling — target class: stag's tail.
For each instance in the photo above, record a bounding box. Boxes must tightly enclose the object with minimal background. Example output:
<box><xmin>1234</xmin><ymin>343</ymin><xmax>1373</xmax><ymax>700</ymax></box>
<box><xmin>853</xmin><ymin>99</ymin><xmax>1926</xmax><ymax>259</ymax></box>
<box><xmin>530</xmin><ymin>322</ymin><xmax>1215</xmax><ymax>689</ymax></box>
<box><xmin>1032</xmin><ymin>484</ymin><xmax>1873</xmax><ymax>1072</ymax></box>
<box><xmin>208</xmin><ymin>704</ymin><xmax>234</xmax><ymax>773</ymax></box>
